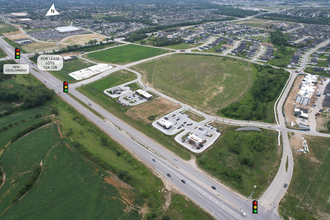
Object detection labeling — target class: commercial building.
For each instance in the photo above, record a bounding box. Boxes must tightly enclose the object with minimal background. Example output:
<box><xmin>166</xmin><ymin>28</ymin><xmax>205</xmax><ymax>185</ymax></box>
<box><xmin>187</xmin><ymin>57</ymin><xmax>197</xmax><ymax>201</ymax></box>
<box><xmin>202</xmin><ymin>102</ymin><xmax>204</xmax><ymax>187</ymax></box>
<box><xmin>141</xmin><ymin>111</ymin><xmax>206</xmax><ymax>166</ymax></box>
<box><xmin>293</xmin><ymin>108</ymin><xmax>309</xmax><ymax>119</ymax></box>
<box><xmin>187</xmin><ymin>134</ymin><xmax>203</xmax><ymax>146</ymax></box>
<box><xmin>62</xmin><ymin>56</ymin><xmax>75</xmax><ymax>62</ymax></box>
<box><xmin>295</xmin><ymin>74</ymin><xmax>318</xmax><ymax>105</ymax></box>
<box><xmin>157</xmin><ymin>119</ymin><xmax>173</xmax><ymax>129</ymax></box>
<box><xmin>135</xmin><ymin>89</ymin><xmax>153</xmax><ymax>100</ymax></box>
<box><xmin>108</xmin><ymin>87</ymin><xmax>123</xmax><ymax>95</ymax></box>
<box><xmin>10</xmin><ymin>12</ymin><xmax>28</xmax><ymax>17</ymax></box>
<box><xmin>55</xmin><ymin>26</ymin><xmax>83</xmax><ymax>34</ymax></box>
<box><xmin>15</xmin><ymin>38</ymin><xmax>33</xmax><ymax>45</ymax></box>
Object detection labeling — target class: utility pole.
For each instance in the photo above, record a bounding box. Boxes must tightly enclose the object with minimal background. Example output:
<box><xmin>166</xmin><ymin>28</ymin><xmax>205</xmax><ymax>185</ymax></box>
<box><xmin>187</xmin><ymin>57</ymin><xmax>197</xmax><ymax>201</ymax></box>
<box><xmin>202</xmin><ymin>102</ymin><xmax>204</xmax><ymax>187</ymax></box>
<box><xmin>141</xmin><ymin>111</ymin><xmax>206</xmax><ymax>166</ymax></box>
<box><xmin>278</xmin><ymin>208</ymin><xmax>287</xmax><ymax>219</ymax></box>
<box><xmin>240</xmin><ymin>185</ymin><xmax>257</xmax><ymax>211</ymax></box>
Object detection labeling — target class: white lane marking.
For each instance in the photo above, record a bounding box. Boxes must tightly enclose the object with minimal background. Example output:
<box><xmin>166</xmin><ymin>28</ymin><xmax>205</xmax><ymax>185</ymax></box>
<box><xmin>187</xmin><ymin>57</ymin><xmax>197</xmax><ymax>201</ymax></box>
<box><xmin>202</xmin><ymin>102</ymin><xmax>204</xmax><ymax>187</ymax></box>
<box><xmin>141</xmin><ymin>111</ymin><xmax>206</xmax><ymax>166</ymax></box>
<box><xmin>157</xmin><ymin>156</ymin><xmax>240</xmax><ymax>219</ymax></box>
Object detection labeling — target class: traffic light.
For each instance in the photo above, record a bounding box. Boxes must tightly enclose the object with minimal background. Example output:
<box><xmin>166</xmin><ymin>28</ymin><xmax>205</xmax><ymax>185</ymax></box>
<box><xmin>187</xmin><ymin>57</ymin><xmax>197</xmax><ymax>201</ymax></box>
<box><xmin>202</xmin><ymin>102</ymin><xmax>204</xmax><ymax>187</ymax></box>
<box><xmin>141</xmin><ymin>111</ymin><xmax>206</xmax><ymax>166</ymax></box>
<box><xmin>63</xmin><ymin>81</ymin><xmax>68</xmax><ymax>93</ymax></box>
<box><xmin>15</xmin><ymin>48</ymin><xmax>20</xmax><ymax>59</ymax></box>
<box><xmin>252</xmin><ymin>200</ymin><xmax>258</xmax><ymax>214</ymax></box>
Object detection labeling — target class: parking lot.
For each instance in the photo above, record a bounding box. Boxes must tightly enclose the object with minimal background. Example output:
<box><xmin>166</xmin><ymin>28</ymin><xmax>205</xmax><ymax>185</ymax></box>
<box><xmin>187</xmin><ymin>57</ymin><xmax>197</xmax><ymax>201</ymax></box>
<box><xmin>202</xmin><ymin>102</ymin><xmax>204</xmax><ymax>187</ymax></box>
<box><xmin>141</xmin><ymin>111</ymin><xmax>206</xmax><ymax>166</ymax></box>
<box><xmin>118</xmin><ymin>92</ymin><xmax>148</xmax><ymax>106</ymax></box>
<box><xmin>153</xmin><ymin>108</ymin><xmax>221</xmax><ymax>153</ymax></box>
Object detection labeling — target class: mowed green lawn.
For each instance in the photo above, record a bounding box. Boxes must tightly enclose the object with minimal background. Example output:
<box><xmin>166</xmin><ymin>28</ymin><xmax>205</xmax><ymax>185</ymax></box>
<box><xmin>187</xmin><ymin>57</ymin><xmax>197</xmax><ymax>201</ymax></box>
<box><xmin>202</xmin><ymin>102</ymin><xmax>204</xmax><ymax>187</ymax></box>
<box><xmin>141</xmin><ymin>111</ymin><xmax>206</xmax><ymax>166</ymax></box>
<box><xmin>131</xmin><ymin>54</ymin><xmax>254</xmax><ymax>115</ymax></box>
<box><xmin>279</xmin><ymin>135</ymin><xmax>330</xmax><ymax>220</ymax></box>
<box><xmin>49</xmin><ymin>58</ymin><xmax>94</xmax><ymax>83</ymax></box>
<box><xmin>81</xmin><ymin>69</ymin><xmax>137</xmax><ymax>93</ymax></box>
<box><xmin>85</xmin><ymin>44</ymin><xmax>168</xmax><ymax>64</ymax></box>
<box><xmin>0</xmin><ymin>123</ymin><xmax>143</xmax><ymax>219</ymax></box>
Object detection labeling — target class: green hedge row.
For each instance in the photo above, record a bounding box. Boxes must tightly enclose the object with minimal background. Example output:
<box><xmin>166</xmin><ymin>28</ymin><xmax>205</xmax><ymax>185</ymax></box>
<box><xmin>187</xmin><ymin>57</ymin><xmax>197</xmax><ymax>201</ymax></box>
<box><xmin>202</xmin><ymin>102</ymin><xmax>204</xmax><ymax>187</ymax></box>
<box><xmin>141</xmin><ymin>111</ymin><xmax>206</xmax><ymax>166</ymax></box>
<box><xmin>10</xmin><ymin>119</ymin><xmax>51</xmax><ymax>143</ymax></box>
<box><xmin>11</xmin><ymin>165</ymin><xmax>42</xmax><ymax>204</ymax></box>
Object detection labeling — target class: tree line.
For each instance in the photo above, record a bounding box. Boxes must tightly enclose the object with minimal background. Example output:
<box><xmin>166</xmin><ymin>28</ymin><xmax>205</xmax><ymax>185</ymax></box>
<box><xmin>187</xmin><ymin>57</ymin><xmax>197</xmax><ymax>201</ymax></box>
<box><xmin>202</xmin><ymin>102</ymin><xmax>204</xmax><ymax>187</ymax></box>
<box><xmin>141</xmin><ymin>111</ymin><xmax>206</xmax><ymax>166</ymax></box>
<box><xmin>10</xmin><ymin>119</ymin><xmax>51</xmax><ymax>143</ymax></box>
<box><xmin>259</xmin><ymin>13</ymin><xmax>330</xmax><ymax>25</ymax></box>
<box><xmin>0</xmin><ymin>84</ymin><xmax>55</xmax><ymax>117</ymax></box>
<box><xmin>220</xmin><ymin>65</ymin><xmax>289</xmax><ymax>121</ymax></box>
<box><xmin>143</xmin><ymin>37</ymin><xmax>183</xmax><ymax>47</ymax></box>
<box><xmin>212</xmin><ymin>6</ymin><xmax>259</xmax><ymax>18</ymax></box>
<box><xmin>11</xmin><ymin>165</ymin><xmax>42</xmax><ymax>204</ymax></box>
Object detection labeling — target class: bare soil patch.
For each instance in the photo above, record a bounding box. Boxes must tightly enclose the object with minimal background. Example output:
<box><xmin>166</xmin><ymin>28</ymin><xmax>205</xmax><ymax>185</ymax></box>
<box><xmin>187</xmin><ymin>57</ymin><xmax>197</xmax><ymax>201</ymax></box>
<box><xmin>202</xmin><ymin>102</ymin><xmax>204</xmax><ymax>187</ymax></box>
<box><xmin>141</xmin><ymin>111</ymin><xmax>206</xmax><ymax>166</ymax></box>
<box><xmin>7</xmin><ymin>34</ymin><xmax>29</xmax><ymax>40</ymax></box>
<box><xmin>289</xmin><ymin>133</ymin><xmax>320</xmax><ymax>163</ymax></box>
<box><xmin>316</xmin><ymin>113</ymin><xmax>330</xmax><ymax>132</ymax></box>
<box><xmin>60</xmin><ymin>52</ymin><xmax>82</xmax><ymax>57</ymax></box>
<box><xmin>2</xmin><ymin>30</ymin><xmax>22</xmax><ymax>36</ymax></box>
<box><xmin>125</xmin><ymin>97</ymin><xmax>180</xmax><ymax>123</ymax></box>
<box><xmin>284</xmin><ymin>75</ymin><xmax>305</xmax><ymax>125</ymax></box>
<box><xmin>63</xmin><ymin>34</ymin><xmax>105</xmax><ymax>45</ymax></box>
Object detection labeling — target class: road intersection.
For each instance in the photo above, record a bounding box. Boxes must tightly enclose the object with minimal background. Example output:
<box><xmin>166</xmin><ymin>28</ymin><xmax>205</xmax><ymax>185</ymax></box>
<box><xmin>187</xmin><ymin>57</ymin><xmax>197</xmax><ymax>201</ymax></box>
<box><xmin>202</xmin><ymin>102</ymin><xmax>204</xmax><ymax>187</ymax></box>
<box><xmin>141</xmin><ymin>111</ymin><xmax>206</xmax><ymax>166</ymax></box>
<box><xmin>1</xmin><ymin>24</ymin><xmax>330</xmax><ymax>220</ymax></box>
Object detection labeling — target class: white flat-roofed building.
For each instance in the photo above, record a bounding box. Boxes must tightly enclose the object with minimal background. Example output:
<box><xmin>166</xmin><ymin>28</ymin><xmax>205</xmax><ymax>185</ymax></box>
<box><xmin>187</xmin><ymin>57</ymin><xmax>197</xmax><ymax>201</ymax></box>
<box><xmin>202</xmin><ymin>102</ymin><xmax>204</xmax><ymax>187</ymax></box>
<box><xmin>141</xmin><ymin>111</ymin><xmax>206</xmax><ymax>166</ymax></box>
<box><xmin>69</xmin><ymin>64</ymin><xmax>112</xmax><ymax>80</ymax></box>
<box><xmin>18</xmin><ymin>18</ymin><xmax>32</xmax><ymax>24</ymax></box>
<box><xmin>135</xmin><ymin>89</ymin><xmax>153</xmax><ymax>100</ymax></box>
<box><xmin>15</xmin><ymin>38</ymin><xmax>33</xmax><ymax>45</ymax></box>
<box><xmin>11</xmin><ymin>12</ymin><xmax>28</xmax><ymax>17</ymax></box>
<box><xmin>62</xmin><ymin>56</ymin><xmax>75</xmax><ymax>62</ymax></box>
<box><xmin>295</xmin><ymin>74</ymin><xmax>318</xmax><ymax>106</ymax></box>
<box><xmin>157</xmin><ymin>119</ymin><xmax>173</xmax><ymax>129</ymax></box>
<box><xmin>55</xmin><ymin>26</ymin><xmax>82</xmax><ymax>34</ymax></box>
<box><xmin>187</xmin><ymin>134</ymin><xmax>203</xmax><ymax>146</ymax></box>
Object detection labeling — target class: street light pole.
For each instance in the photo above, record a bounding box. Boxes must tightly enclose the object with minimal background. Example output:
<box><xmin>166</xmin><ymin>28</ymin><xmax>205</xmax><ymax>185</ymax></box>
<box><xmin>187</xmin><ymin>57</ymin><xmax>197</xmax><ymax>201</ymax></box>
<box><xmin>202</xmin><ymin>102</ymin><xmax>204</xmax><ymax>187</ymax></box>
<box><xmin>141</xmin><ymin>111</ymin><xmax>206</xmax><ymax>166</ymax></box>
<box><xmin>240</xmin><ymin>185</ymin><xmax>257</xmax><ymax>211</ymax></box>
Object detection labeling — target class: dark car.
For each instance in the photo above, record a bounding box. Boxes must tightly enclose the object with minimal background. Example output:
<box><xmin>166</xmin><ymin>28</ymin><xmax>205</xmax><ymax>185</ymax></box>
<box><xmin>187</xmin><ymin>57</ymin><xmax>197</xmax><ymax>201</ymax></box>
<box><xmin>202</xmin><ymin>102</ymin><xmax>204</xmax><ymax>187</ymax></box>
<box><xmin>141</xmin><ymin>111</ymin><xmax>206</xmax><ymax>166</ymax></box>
<box><xmin>211</xmin><ymin>186</ymin><xmax>216</xmax><ymax>190</ymax></box>
<box><xmin>164</xmin><ymin>117</ymin><xmax>168</xmax><ymax>120</ymax></box>
<box><xmin>167</xmin><ymin>173</ymin><xmax>171</xmax><ymax>177</ymax></box>
<box><xmin>181</xmin><ymin>180</ymin><xmax>186</xmax><ymax>184</ymax></box>
<box><xmin>284</xmin><ymin>183</ymin><xmax>288</xmax><ymax>188</ymax></box>
<box><xmin>152</xmin><ymin>159</ymin><xmax>156</xmax><ymax>162</ymax></box>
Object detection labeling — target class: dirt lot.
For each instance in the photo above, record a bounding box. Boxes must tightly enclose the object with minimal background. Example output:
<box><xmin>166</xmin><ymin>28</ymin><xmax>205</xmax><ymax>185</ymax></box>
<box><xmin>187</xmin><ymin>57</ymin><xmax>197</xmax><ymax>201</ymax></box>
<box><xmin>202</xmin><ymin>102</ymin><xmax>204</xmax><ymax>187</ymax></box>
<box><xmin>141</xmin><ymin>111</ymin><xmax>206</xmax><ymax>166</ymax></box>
<box><xmin>289</xmin><ymin>133</ymin><xmax>321</xmax><ymax>162</ymax></box>
<box><xmin>316</xmin><ymin>112</ymin><xmax>330</xmax><ymax>132</ymax></box>
<box><xmin>284</xmin><ymin>75</ymin><xmax>305</xmax><ymax>126</ymax></box>
<box><xmin>60</xmin><ymin>52</ymin><xmax>83</xmax><ymax>57</ymax></box>
<box><xmin>21</xmin><ymin>42</ymin><xmax>65</xmax><ymax>53</ymax></box>
<box><xmin>125</xmin><ymin>97</ymin><xmax>180</xmax><ymax>123</ymax></box>
<box><xmin>62</xmin><ymin>34</ymin><xmax>105</xmax><ymax>45</ymax></box>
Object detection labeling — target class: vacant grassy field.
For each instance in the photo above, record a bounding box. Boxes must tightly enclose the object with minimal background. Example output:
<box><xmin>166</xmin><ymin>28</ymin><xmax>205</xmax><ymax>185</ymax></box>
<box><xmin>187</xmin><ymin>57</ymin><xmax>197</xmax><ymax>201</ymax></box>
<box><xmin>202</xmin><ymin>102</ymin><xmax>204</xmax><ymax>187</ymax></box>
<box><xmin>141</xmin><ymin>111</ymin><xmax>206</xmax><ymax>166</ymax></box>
<box><xmin>131</xmin><ymin>54</ymin><xmax>254</xmax><ymax>115</ymax></box>
<box><xmin>0</xmin><ymin>123</ymin><xmax>143</xmax><ymax>219</ymax></box>
<box><xmin>280</xmin><ymin>134</ymin><xmax>330</xmax><ymax>220</ymax></box>
<box><xmin>126</xmin><ymin>97</ymin><xmax>180</xmax><ymax>123</ymax></box>
<box><xmin>0</xmin><ymin>23</ymin><xmax>18</xmax><ymax>35</ymax></box>
<box><xmin>53</xmin><ymin>96</ymin><xmax>208</xmax><ymax>219</ymax></box>
<box><xmin>0</xmin><ymin>47</ymin><xmax>7</xmax><ymax>58</ymax></box>
<box><xmin>48</xmin><ymin>58</ymin><xmax>94</xmax><ymax>83</ymax></box>
<box><xmin>62</xmin><ymin>34</ymin><xmax>105</xmax><ymax>45</ymax></box>
<box><xmin>22</xmin><ymin>42</ymin><xmax>65</xmax><ymax>53</ymax></box>
<box><xmin>165</xmin><ymin>43</ymin><xmax>197</xmax><ymax>49</ymax></box>
<box><xmin>85</xmin><ymin>44</ymin><xmax>169</xmax><ymax>64</ymax></box>
<box><xmin>77</xmin><ymin>70</ymin><xmax>191</xmax><ymax>160</ymax></box>
<box><xmin>183</xmin><ymin>110</ymin><xmax>205</xmax><ymax>122</ymax></box>
<box><xmin>232</xmin><ymin>19</ymin><xmax>275</xmax><ymax>28</ymax></box>
<box><xmin>7</xmin><ymin>35</ymin><xmax>29</xmax><ymax>40</ymax></box>
<box><xmin>0</xmin><ymin>78</ymin><xmax>22</xmax><ymax>92</ymax></box>
<box><xmin>197</xmin><ymin>123</ymin><xmax>281</xmax><ymax>198</ymax></box>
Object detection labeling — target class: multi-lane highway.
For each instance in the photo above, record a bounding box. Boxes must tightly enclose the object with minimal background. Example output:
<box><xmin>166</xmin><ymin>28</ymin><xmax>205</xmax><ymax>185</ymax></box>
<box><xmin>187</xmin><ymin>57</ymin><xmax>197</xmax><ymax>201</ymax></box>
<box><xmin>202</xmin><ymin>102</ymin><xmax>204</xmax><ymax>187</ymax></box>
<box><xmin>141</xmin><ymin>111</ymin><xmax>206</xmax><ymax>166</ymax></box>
<box><xmin>1</xmin><ymin>27</ymin><xmax>330</xmax><ymax>220</ymax></box>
